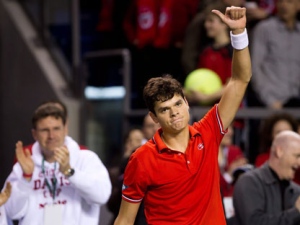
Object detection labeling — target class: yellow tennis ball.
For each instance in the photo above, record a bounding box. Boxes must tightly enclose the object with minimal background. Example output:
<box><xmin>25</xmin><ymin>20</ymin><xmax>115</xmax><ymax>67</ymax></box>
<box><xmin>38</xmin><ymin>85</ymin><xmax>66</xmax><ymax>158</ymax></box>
<box><xmin>184</xmin><ymin>68</ymin><xmax>222</xmax><ymax>95</ymax></box>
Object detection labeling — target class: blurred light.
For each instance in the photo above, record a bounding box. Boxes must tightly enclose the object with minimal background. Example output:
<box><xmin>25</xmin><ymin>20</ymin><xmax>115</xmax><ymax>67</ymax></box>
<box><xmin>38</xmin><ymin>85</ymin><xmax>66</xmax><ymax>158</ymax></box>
<box><xmin>84</xmin><ymin>86</ymin><xmax>125</xmax><ymax>100</ymax></box>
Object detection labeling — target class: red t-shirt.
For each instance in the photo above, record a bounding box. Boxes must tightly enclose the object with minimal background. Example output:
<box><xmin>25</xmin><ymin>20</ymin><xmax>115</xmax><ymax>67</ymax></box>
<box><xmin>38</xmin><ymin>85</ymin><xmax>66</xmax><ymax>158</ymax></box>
<box><xmin>122</xmin><ymin>105</ymin><xmax>227</xmax><ymax>224</ymax></box>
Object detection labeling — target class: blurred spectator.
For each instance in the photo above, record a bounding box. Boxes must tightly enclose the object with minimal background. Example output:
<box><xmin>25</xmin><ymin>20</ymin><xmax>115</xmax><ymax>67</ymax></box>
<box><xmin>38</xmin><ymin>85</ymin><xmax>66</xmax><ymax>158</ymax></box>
<box><xmin>123</xmin><ymin>128</ymin><xmax>144</xmax><ymax>158</ymax></box>
<box><xmin>219</xmin><ymin>125</ymin><xmax>248</xmax><ymax>197</ymax></box>
<box><xmin>254</xmin><ymin>112</ymin><xmax>300</xmax><ymax>185</ymax></box>
<box><xmin>185</xmin><ymin>2</ymin><xmax>231</xmax><ymax>106</ymax></box>
<box><xmin>181</xmin><ymin>0</ymin><xmax>245</xmax><ymax>77</ymax></box>
<box><xmin>107</xmin><ymin>112</ymin><xmax>161</xmax><ymax>224</ymax></box>
<box><xmin>123</xmin><ymin>0</ymin><xmax>198</xmax><ymax>49</ymax></box>
<box><xmin>4</xmin><ymin>103</ymin><xmax>111</xmax><ymax>225</ymax></box>
<box><xmin>142</xmin><ymin>113</ymin><xmax>160</xmax><ymax>143</ymax></box>
<box><xmin>246</xmin><ymin>0</ymin><xmax>300</xmax><ymax>164</ymax></box>
<box><xmin>181</xmin><ymin>0</ymin><xmax>277</xmax><ymax>78</ymax></box>
<box><xmin>96</xmin><ymin>0</ymin><xmax>132</xmax><ymax>49</ymax></box>
<box><xmin>197</xmin><ymin>3</ymin><xmax>232</xmax><ymax>84</ymax></box>
<box><xmin>219</xmin><ymin>124</ymin><xmax>248</xmax><ymax>224</ymax></box>
<box><xmin>122</xmin><ymin>0</ymin><xmax>199</xmax><ymax>108</ymax></box>
<box><xmin>249</xmin><ymin>0</ymin><xmax>300</xmax><ymax>109</ymax></box>
<box><xmin>107</xmin><ymin>127</ymin><xmax>146</xmax><ymax>225</ymax></box>
<box><xmin>245</xmin><ymin>0</ymin><xmax>276</xmax><ymax>32</ymax></box>
<box><xmin>224</xmin><ymin>164</ymin><xmax>254</xmax><ymax>224</ymax></box>
<box><xmin>233</xmin><ymin>130</ymin><xmax>300</xmax><ymax>225</ymax></box>
<box><xmin>255</xmin><ymin>112</ymin><xmax>298</xmax><ymax>167</ymax></box>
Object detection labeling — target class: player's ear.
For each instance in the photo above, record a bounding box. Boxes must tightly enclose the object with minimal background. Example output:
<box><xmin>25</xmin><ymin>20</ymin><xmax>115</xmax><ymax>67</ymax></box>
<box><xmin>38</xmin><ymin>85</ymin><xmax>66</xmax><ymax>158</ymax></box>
<box><xmin>149</xmin><ymin>111</ymin><xmax>159</xmax><ymax>123</ymax></box>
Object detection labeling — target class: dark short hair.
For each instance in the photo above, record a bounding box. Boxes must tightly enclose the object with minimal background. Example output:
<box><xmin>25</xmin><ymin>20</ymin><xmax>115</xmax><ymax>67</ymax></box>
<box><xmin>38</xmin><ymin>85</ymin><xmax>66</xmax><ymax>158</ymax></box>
<box><xmin>32</xmin><ymin>102</ymin><xmax>67</xmax><ymax>129</ymax></box>
<box><xmin>143</xmin><ymin>74</ymin><xmax>184</xmax><ymax>114</ymax></box>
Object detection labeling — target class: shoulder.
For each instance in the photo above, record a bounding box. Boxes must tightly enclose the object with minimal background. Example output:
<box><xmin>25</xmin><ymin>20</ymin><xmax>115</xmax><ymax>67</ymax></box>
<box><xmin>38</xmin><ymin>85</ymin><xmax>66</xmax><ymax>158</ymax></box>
<box><xmin>126</xmin><ymin>141</ymin><xmax>158</xmax><ymax>171</ymax></box>
<box><xmin>131</xmin><ymin>141</ymin><xmax>157</xmax><ymax>159</ymax></box>
<box><xmin>75</xmin><ymin>149</ymin><xmax>104</xmax><ymax>165</ymax></box>
<box><xmin>197</xmin><ymin>105</ymin><xmax>218</xmax><ymax>123</ymax></box>
<box><xmin>77</xmin><ymin>149</ymin><xmax>100</xmax><ymax>158</ymax></box>
<box><xmin>194</xmin><ymin>105</ymin><xmax>225</xmax><ymax>134</ymax></box>
<box><xmin>235</xmin><ymin>167</ymin><xmax>264</xmax><ymax>187</ymax></box>
<box><xmin>72</xmin><ymin>150</ymin><xmax>109</xmax><ymax>171</ymax></box>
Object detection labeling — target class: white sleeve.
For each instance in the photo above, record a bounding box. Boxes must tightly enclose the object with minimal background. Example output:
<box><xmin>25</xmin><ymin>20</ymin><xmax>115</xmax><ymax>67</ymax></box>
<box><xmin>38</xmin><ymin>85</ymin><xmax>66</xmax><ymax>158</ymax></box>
<box><xmin>68</xmin><ymin>151</ymin><xmax>112</xmax><ymax>205</ymax></box>
<box><xmin>0</xmin><ymin>205</ymin><xmax>7</xmax><ymax>225</ymax></box>
<box><xmin>4</xmin><ymin>164</ymin><xmax>32</xmax><ymax>220</ymax></box>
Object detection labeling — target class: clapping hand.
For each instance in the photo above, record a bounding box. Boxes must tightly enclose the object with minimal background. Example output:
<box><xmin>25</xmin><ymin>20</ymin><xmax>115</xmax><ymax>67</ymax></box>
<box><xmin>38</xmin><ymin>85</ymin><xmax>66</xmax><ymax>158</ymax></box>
<box><xmin>54</xmin><ymin>146</ymin><xmax>71</xmax><ymax>174</ymax></box>
<box><xmin>16</xmin><ymin>141</ymin><xmax>34</xmax><ymax>181</ymax></box>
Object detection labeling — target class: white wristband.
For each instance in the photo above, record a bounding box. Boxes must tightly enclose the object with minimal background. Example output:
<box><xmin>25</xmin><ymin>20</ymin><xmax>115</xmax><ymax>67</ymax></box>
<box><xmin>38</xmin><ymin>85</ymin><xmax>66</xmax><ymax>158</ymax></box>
<box><xmin>230</xmin><ymin>29</ymin><xmax>249</xmax><ymax>50</ymax></box>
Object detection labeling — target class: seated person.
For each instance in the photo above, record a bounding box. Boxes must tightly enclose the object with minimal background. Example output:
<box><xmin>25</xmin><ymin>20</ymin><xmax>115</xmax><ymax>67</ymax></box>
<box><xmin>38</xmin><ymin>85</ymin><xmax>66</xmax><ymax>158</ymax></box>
<box><xmin>219</xmin><ymin>125</ymin><xmax>248</xmax><ymax>197</ymax></box>
<box><xmin>234</xmin><ymin>131</ymin><xmax>300</xmax><ymax>225</ymax></box>
<box><xmin>255</xmin><ymin>112</ymin><xmax>298</xmax><ymax>167</ymax></box>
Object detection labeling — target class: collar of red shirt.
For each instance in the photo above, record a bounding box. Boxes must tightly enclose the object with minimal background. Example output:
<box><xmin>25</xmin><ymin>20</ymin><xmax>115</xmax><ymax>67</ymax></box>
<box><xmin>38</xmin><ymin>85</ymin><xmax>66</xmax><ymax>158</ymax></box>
<box><xmin>152</xmin><ymin>125</ymin><xmax>201</xmax><ymax>153</ymax></box>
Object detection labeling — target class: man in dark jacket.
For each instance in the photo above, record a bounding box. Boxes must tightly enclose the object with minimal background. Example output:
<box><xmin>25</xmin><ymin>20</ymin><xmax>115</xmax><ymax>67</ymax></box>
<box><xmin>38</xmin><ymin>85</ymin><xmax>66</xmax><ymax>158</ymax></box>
<box><xmin>233</xmin><ymin>130</ymin><xmax>300</xmax><ymax>225</ymax></box>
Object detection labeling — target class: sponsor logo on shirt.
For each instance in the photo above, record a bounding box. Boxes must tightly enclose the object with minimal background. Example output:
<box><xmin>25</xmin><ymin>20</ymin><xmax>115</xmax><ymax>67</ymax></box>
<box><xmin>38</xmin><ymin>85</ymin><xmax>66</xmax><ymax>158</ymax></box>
<box><xmin>198</xmin><ymin>143</ymin><xmax>204</xmax><ymax>150</ymax></box>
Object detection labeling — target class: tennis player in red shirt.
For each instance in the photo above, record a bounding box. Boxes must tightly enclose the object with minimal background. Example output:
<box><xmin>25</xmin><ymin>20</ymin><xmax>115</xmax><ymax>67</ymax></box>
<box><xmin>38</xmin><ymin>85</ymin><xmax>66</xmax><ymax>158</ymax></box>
<box><xmin>114</xmin><ymin>6</ymin><xmax>251</xmax><ymax>225</ymax></box>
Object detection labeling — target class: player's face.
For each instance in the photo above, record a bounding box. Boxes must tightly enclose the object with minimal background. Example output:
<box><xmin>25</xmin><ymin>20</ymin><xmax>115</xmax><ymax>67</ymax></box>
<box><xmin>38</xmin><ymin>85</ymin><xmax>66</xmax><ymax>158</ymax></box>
<box><xmin>32</xmin><ymin>116</ymin><xmax>67</xmax><ymax>153</ymax></box>
<box><xmin>151</xmin><ymin>94</ymin><xmax>190</xmax><ymax>134</ymax></box>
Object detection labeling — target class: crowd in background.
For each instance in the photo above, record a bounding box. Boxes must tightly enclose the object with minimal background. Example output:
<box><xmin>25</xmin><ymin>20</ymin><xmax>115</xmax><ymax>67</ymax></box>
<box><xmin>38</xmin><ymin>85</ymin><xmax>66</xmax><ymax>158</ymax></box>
<box><xmin>91</xmin><ymin>0</ymin><xmax>300</xmax><ymax>161</ymax></box>
<box><xmin>94</xmin><ymin>0</ymin><xmax>300</xmax><ymax>223</ymax></box>
<box><xmin>1</xmin><ymin>0</ymin><xmax>300</xmax><ymax>224</ymax></box>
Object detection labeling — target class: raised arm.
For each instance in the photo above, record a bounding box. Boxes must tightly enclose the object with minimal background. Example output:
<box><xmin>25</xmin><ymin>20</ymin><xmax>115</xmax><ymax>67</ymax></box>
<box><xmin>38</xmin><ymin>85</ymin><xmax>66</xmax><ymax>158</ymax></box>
<box><xmin>212</xmin><ymin>6</ymin><xmax>252</xmax><ymax>130</ymax></box>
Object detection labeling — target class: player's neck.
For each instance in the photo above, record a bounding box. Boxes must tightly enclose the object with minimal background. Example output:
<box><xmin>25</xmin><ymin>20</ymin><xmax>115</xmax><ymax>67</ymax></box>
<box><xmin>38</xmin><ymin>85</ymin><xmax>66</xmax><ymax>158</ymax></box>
<box><xmin>161</xmin><ymin>129</ymin><xmax>189</xmax><ymax>153</ymax></box>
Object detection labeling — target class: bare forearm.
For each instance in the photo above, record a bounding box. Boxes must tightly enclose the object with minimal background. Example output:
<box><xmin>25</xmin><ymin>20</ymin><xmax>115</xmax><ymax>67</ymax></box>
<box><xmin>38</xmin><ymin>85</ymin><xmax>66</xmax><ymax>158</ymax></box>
<box><xmin>114</xmin><ymin>217</ymin><xmax>134</xmax><ymax>225</ymax></box>
<box><xmin>114</xmin><ymin>200</ymin><xmax>141</xmax><ymax>225</ymax></box>
<box><xmin>232</xmin><ymin>46</ymin><xmax>252</xmax><ymax>84</ymax></box>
